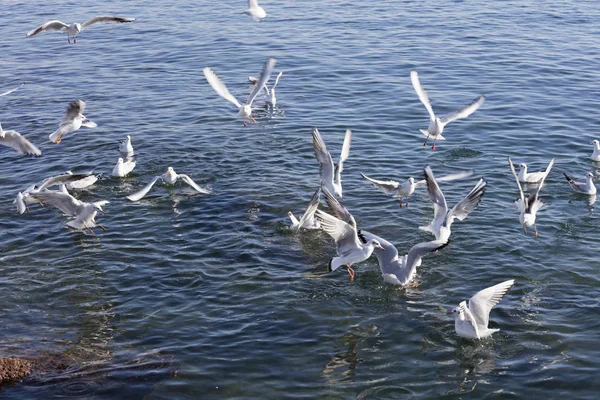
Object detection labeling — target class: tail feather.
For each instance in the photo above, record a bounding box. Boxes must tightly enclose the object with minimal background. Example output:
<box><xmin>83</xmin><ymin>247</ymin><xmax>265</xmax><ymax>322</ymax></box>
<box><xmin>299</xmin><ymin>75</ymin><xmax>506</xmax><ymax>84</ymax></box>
<box><xmin>419</xmin><ymin>129</ymin><xmax>430</xmax><ymax>137</ymax></box>
<box><xmin>49</xmin><ymin>130</ymin><xmax>60</xmax><ymax>143</ymax></box>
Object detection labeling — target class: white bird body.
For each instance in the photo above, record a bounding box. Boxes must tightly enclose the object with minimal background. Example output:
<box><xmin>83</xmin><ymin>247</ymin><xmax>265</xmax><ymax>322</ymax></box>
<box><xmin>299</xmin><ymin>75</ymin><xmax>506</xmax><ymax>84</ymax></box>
<box><xmin>288</xmin><ymin>187</ymin><xmax>321</xmax><ymax>230</ymax></box>
<box><xmin>564</xmin><ymin>172</ymin><xmax>596</xmax><ymax>195</ymax></box>
<box><xmin>119</xmin><ymin>135</ymin><xmax>134</xmax><ymax>156</ymax></box>
<box><xmin>27</xmin><ymin>16</ymin><xmax>136</xmax><ymax>43</ymax></box>
<box><xmin>517</xmin><ymin>160</ymin><xmax>554</xmax><ymax>184</ymax></box>
<box><xmin>420</xmin><ymin>166</ymin><xmax>487</xmax><ymax>243</ymax></box>
<box><xmin>410</xmin><ymin>70</ymin><xmax>485</xmax><ymax>149</ymax></box>
<box><xmin>450</xmin><ymin>280</ymin><xmax>515</xmax><ymax>339</ymax></box>
<box><xmin>312</xmin><ymin>127</ymin><xmax>352</xmax><ymax>198</ymax></box>
<box><xmin>509</xmin><ymin>157</ymin><xmax>554</xmax><ymax>235</ymax></box>
<box><xmin>112</xmin><ymin>157</ymin><xmax>136</xmax><ymax>177</ymax></box>
<box><xmin>590</xmin><ymin>140</ymin><xmax>600</xmax><ymax>162</ymax></box>
<box><xmin>0</xmin><ymin>121</ymin><xmax>42</xmax><ymax>156</ymax></box>
<box><xmin>49</xmin><ymin>100</ymin><xmax>97</xmax><ymax>144</ymax></box>
<box><xmin>203</xmin><ymin>58</ymin><xmax>277</xmax><ymax>126</ymax></box>
<box><xmin>244</xmin><ymin>0</ymin><xmax>267</xmax><ymax>21</ymax></box>
<box><xmin>127</xmin><ymin>167</ymin><xmax>211</xmax><ymax>201</ymax></box>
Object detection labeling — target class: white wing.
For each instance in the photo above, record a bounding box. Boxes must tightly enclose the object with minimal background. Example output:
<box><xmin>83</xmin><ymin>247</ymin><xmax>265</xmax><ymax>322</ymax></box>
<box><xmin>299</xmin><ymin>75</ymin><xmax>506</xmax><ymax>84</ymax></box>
<box><xmin>297</xmin><ymin>187</ymin><xmax>321</xmax><ymax>228</ymax></box>
<box><xmin>446</xmin><ymin>178</ymin><xmax>487</xmax><ymax>226</ymax></box>
<box><xmin>334</xmin><ymin>129</ymin><xmax>352</xmax><ymax>185</ymax></box>
<box><xmin>439</xmin><ymin>95</ymin><xmax>485</xmax><ymax>124</ymax></box>
<box><xmin>127</xmin><ymin>176</ymin><xmax>162</xmax><ymax>201</ymax></box>
<box><xmin>81</xmin><ymin>16</ymin><xmax>136</xmax><ymax>30</ymax></box>
<box><xmin>460</xmin><ymin>301</ymin><xmax>481</xmax><ymax>339</ymax></box>
<box><xmin>468</xmin><ymin>279</ymin><xmax>515</xmax><ymax>328</ymax></box>
<box><xmin>321</xmin><ymin>186</ymin><xmax>356</xmax><ymax>229</ymax></box>
<box><xmin>360</xmin><ymin>173</ymin><xmax>400</xmax><ymax>195</ymax></box>
<box><xmin>249</xmin><ymin>0</ymin><xmax>260</xmax><ymax>7</ymax></box>
<box><xmin>27</xmin><ymin>20</ymin><xmax>69</xmax><ymax>36</ymax></box>
<box><xmin>1</xmin><ymin>130</ymin><xmax>42</xmax><ymax>156</ymax></box>
<box><xmin>179</xmin><ymin>174</ymin><xmax>211</xmax><ymax>194</ymax></box>
<box><xmin>203</xmin><ymin>67</ymin><xmax>242</xmax><ymax>108</ymax></box>
<box><xmin>528</xmin><ymin>158</ymin><xmax>554</xmax><ymax>213</ymax></box>
<box><xmin>315</xmin><ymin>209</ymin><xmax>361</xmax><ymax>255</ymax></box>
<box><xmin>38</xmin><ymin>173</ymin><xmax>94</xmax><ymax>191</ymax></box>
<box><xmin>0</xmin><ymin>83</ymin><xmax>23</xmax><ymax>97</ymax></box>
<box><xmin>312</xmin><ymin>128</ymin><xmax>335</xmax><ymax>188</ymax></box>
<box><xmin>410</xmin><ymin>70</ymin><xmax>435</xmax><ymax>121</ymax></box>
<box><xmin>414</xmin><ymin>170</ymin><xmax>473</xmax><ymax>188</ymax></box>
<box><xmin>80</xmin><ymin>117</ymin><xmax>97</xmax><ymax>128</ymax></box>
<box><xmin>508</xmin><ymin>157</ymin><xmax>525</xmax><ymax>205</ymax></box>
<box><xmin>246</xmin><ymin>58</ymin><xmax>277</xmax><ymax>106</ymax></box>
<box><xmin>422</xmin><ymin>166</ymin><xmax>448</xmax><ymax>234</ymax></box>
<box><xmin>28</xmin><ymin>191</ymin><xmax>81</xmax><ymax>216</ymax></box>
<box><xmin>273</xmin><ymin>71</ymin><xmax>283</xmax><ymax>89</ymax></box>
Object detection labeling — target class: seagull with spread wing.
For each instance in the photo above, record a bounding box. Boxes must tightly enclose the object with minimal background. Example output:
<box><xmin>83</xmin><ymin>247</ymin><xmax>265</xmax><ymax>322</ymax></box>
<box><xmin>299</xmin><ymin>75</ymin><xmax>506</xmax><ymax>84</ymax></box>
<box><xmin>203</xmin><ymin>58</ymin><xmax>276</xmax><ymax>126</ymax></box>
<box><xmin>127</xmin><ymin>167</ymin><xmax>211</xmax><ymax>201</ymax></box>
<box><xmin>410</xmin><ymin>70</ymin><xmax>485</xmax><ymax>150</ymax></box>
<box><xmin>27</xmin><ymin>16</ymin><xmax>135</xmax><ymax>44</ymax></box>
<box><xmin>449</xmin><ymin>280</ymin><xmax>515</xmax><ymax>339</ymax></box>
<box><xmin>49</xmin><ymin>100</ymin><xmax>97</xmax><ymax>144</ymax></box>
<box><xmin>0</xmin><ymin>121</ymin><xmax>41</xmax><ymax>156</ymax></box>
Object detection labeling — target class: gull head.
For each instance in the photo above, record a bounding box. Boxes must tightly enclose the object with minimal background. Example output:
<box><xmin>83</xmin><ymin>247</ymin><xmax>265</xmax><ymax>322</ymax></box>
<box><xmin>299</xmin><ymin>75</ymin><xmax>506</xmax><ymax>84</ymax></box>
<box><xmin>371</xmin><ymin>239</ymin><xmax>385</xmax><ymax>251</ymax></box>
<box><xmin>408</xmin><ymin>177</ymin><xmax>415</xmax><ymax>185</ymax></box>
<box><xmin>69</xmin><ymin>23</ymin><xmax>82</xmax><ymax>35</ymax></box>
<box><xmin>519</xmin><ymin>163</ymin><xmax>527</xmax><ymax>170</ymax></box>
<box><xmin>93</xmin><ymin>204</ymin><xmax>105</xmax><ymax>214</ymax></box>
<box><xmin>587</xmin><ymin>172</ymin><xmax>595</xmax><ymax>180</ymax></box>
<box><xmin>448</xmin><ymin>307</ymin><xmax>460</xmax><ymax>317</ymax></box>
<box><xmin>590</xmin><ymin>140</ymin><xmax>599</xmax><ymax>146</ymax></box>
<box><xmin>287</xmin><ymin>211</ymin><xmax>294</xmax><ymax>217</ymax></box>
<box><xmin>116</xmin><ymin>157</ymin><xmax>124</xmax><ymax>165</ymax></box>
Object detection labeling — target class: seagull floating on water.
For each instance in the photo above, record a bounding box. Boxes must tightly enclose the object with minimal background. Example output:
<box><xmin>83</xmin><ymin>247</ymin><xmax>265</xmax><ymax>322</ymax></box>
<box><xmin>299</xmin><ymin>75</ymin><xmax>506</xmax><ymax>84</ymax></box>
<box><xmin>312</xmin><ymin>127</ymin><xmax>351</xmax><ymax>199</ymax></box>
<box><xmin>590</xmin><ymin>140</ymin><xmax>600</xmax><ymax>162</ymax></box>
<box><xmin>0</xmin><ymin>84</ymin><xmax>24</xmax><ymax>98</ymax></box>
<box><xmin>27</xmin><ymin>16</ymin><xmax>136</xmax><ymax>44</ymax></box>
<box><xmin>509</xmin><ymin>157</ymin><xmax>553</xmax><ymax>236</ymax></box>
<box><xmin>112</xmin><ymin>157</ymin><xmax>136</xmax><ymax>177</ymax></box>
<box><xmin>203</xmin><ymin>58</ymin><xmax>276</xmax><ymax>126</ymax></box>
<box><xmin>243</xmin><ymin>0</ymin><xmax>267</xmax><ymax>22</ymax></box>
<box><xmin>564</xmin><ymin>171</ymin><xmax>596</xmax><ymax>195</ymax></box>
<box><xmin>288</xmin><ymin>187</ymin><xmax>321</xmax><ymax>230</ymax></box>
<box><xmin>0</xmin><ymin>121</ymin><xmax>42</xmax><ymax>156</ymax></box>
<box><xmin>449</xmin><ymin>279</ymin><xmax>515</xmax><ymax>339</ymax></box>
<box><xmin>127</xmin><ymin>167</ymin><xmax>211</xmax><ymax>201</ymax></box>
<box><xmin>410</xmin><ymin>70</ymin><xmax>485</xmax><ymax>150</ymax></box>
<box><xmin>421</xmin><ymin>166</ymin><xmax>487</xmax><ymax>243</ymax></box>
<box><xmin>360</xmin><ymin>170</ymin><xmax>473</xmax><ymax>208</ymax></box>
<box><xmin>49</xmin><ymin>100</ymin><xmax>97</xmax><ymax>144</ymax></box>
<box><xmin>119</xmin><ymin>135</ymin><xmax>134</xmax><ymax>156</ymax></box>
<box><xmin>517</xmin><ymin>159</ymin><xmax>555</xmax><ymax>184</ymax></box>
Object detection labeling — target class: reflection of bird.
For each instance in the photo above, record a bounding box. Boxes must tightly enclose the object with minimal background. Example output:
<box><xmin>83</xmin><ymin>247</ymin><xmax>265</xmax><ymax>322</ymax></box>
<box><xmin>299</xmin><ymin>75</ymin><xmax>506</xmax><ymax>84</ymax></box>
<box><xmin>203</xmin><ymin>58</ymin><xmax>276</xmax><ymax>126</ymax></box>
<box><xmin>312</xmin><ymin>127</ymin><xmax>351</xmax><ymax>198</ymax></box>
<box><xmin>127</xmin><ymin>167</ymin><xmax>211</xmax><ymax>201</ymax></box>
<box><xmin>410</xmin><ymin>70</ymin><xmax>485</xmax><ymax>149</ymax></box>
<box><xmin>517</xmin><ymin>159</ymin><xmax>554</xmax><ymax>183</ymax></box>
<box><xmin>449</xmin><ymin>280</ymin><xmax>514</xmax><ymax>339</ymax></box>
<box><xmin>508</xmin><ymin>157</ymin><xmax>553</xmax><ymax>236</ymax></box>
<box><xmin>27</xmin><ymin>16</ymin><xmax>136</xmax><ymax>44</ymax></box>
<box><xmin>49</xmin><ymin>100</ymin><xmax>97</xmax><ymax>144</ymax></box>
<box><xmin>0</xmin><ymin>121</ymin><xmax>41</xmax><ymax>156</ymax></box>
<box><xmin>288</xmin><ymin>187</ymin><xmax>321</xmax><ymax>230</ymax></box>
<box><xmin>421</xmin><ymin>166</ymin><xmax>487</xmax><ymax>242</ymax></box>
<box><xmin>243</xmin><ymin>0</ymin><xmax>267</xmax><ymax>22</ymax></box>
<box><xmin>564</xmin><ymin>171</ymin><xmax>596</xmax><ymax>195</ymax></box>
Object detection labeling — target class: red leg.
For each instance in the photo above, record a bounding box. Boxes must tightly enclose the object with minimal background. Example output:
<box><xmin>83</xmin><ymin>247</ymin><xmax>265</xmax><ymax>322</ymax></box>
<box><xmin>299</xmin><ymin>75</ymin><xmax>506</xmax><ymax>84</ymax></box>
<box><xmin>399</xmin><ymin>196</ymin><xmax>403</xmax><ymax>208</ymax></box>
<box><xmin>423</xmin><ymin>135</ymin><xmax>429</xmax><ymax>146</ymax></box>
<box><xmin>431</xmin><ymin>137</ymin><xmax>437</xmax><ymax>150</ymax></box>
<box><xmin>534</xmin><ymin>224</ymin><xmax>539</xmax><ymax>237</ymax></box>
<box><xmin>406</xmin><ymin>197</ymin><xmax>410</xmax><ymax>208</ymax></box>
<box><xmin>346</xmin><ymin>265</ymin><xmax>355</xmax><ymax>283</ymax></box>
<box><xmin>67</xmin><ymin>35</ymin><xmax>71</xmax><ymax>44</ymax></box>
<box><xmin>74</xmin><ymin>36</ymin><xmax>77</xmax><ymax>44</ymax></box>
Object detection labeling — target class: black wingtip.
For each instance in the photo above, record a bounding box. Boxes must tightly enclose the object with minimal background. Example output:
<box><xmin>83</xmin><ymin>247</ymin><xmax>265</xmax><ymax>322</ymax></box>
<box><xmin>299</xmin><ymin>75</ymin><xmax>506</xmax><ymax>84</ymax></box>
<box><xmin>563</xmin><ymin>172</ymin><xmax>572</xmax><ymax>182</ymax></box>
<box><xmin>328</xmin><ymin>258</ymin><xmax>333</xmax><ymax>272</ymax></box>
<box><xmin>357</xmin><ymin>229</ymin><xmax>367</xmax><ymax>244</ymax></box>
<box><xmin>434</xmin><ymin>240</ymin><xmax>450</xmax><ymax>254</ymax></box>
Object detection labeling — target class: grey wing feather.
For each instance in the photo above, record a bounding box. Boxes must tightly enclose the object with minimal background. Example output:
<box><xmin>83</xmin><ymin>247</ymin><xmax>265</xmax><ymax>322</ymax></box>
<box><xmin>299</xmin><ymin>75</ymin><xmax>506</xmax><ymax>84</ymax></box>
<box><xmin>508</xmin><ymin>157</ymin><xmax>525</xmax><ymax>203</ymax></box>
<box><xmin>312</xmin><ymin>128</ymin><xmax>335</xmax><ymax>186</ymax></box>
<box><xmin>38</xmin><ymin>173</ymin><xmax>93</xmax><ymax>191</ymax></box>
<box><xmin>469</xmin><ymin>279</ymin><xmax>514</xmax><ymax>328</ymax></box>
<box><xmin>410</xmin><ymin>70</ymin><xmax>435</xmax><ymax>120</ymax></box>
<box><xmin>315</xmin><ymin>209</ymin><xmax>361</xmax><ymax>254</ymax></box>
<box><xmin>82</xmin><ymin>16</ymin><xmax>136</xmax><ymax>29</ymax></box>
<box><xmin>127</xmin><ymin>176</ymin><xmax>161</xmax><ymax>201</ymax></box>
<box><xmin>203</xmin><ymin>67</ymin><xmax>242</xmax><ymax>108</ymax></box>
<box><xmin>460</xmin><ymin>302</ymin><xmax>481</xmax><ymax>339</ymax></box>
<box><xmin>297</xmin><ymin>187</ymin><xmax>321</xmax><ymax>228</ymax></box>
<box><xmin>423</xmin><ymin>166</ymin><xmax>449</xmax><ymax>231</ymax></box>
<box><xmin>64</xmin><ymin>100</ymin><xmax>85</xmax><ymax>121</ymax></box>
<box><xmin>28</xmin><ymin>191</ymin><xmax>80</xmax><ymax>216</ymax></box>
<box><xmin>361</xmin><ymin>173</ymin><xmax>400</xmax><ymax>194</ymax></box>
<box><xmin>398</xmin><ymin>240</ymin><xmax>447</xmax><ymax>285</ymax></box>
<box><xmin>321</xmin><ymin>186</ymin><xmax>355</xmax><ymax>228</ymax></box>
<box><xmin>447</xmin><ymin>178</ymin><xmax>487</xmax><ymax>224</ymax></box>
<box><xmin>27</xmin><ymin>20</ymin><xmax>69</xmax><ymax>36</ymax></box>
<box><xmin>439</xmin><ymin>95</ymin><xmax>485</xmax><ymax>124</ymax></box>
<box><xmin>2</xmin><ymin>131</ymin><xmax>42</xmax><ymax>156</ymax></box>
<box><xmin>179</xmin><ymin>174</ymin><xmax>211</xmax><ymax>194</ymax></box>
<box><xmin>246</xmin><ymin>58</ymin><xmax>277</xmax><ymax>105</ymax></box>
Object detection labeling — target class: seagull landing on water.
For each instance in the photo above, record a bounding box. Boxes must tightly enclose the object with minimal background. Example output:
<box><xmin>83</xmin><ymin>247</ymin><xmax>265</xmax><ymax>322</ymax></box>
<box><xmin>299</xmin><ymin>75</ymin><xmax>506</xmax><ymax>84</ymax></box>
<box><xmin>312</xmin><ymin>127</ymin><xmax>352</xmax><ymax>199</ymax></box>
<box><xmin>509</xmin><ymin>157</ymin><xmax>554</xmax><ymax>236</ymax></box>
<box><xmin>590</xmin><ymin>140</ymin><xmax>600</xmax><ymax>162</ymax></box>
<box><xmin>564</xmin><ymin>171</ymin><xmax>596</xmax><ymax>195</ymax></box>
<box><xmin>27</xmin><ymin>16</ymin><xmax>135</xmax><ymax>44</ymax></box>
<box><xmin>244</xmin><ymin>0</ymin><xmax>267</xmax><ymax>22</ymax></box>
<box><xmin>449</xmin><ymin>280</ymin><xmax>515</xmax><ymax>339</ymax></box>
<box><xmin>49</xmin><ymin>100</ymin><xmax>97</xmax><ymax>144</ymax></box>
<box><xmin>127</xmin><ymin>167</ymin><xmax>211</xmax><ymax>201</ymax></box>
<box><xmin>288</xmin><ymin>187</ymin><xmax>321</xmax><ymax>230</ymax></box>
<box><xmin>360</xmin><ymin>170</ymin><xmax>473</xmax><ymax>208</ymax></box>
<box><xmin>410</xmin><ymin>70</ymin><xmax>485</xmax><ymax>150</ymax></box>
<box><xmin>0</xmin><ymin>121</ymin><xmax>41</xmax><ymax>156</ymax></box>
<box><xmin>517</xmin><ymin>159</ymin><xmax>555</xmax><ymax>184</ymax></box>
<box><xmin>203</xmin><ymin>58</ymin><xmax>276</xmax><ymax>126</ymax></box>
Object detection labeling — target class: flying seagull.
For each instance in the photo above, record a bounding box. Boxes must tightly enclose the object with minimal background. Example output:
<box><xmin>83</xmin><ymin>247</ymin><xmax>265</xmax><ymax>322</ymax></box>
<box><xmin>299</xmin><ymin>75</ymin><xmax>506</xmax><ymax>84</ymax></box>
<box><xmin>27</xmin><ymin>16</ymin><xmax>136</xmax><ymax>44</ymax></box>
<box><xmin>49</xmin><ymin>100</ymin><xmax>97</xmax><ymax>144</ymax></box>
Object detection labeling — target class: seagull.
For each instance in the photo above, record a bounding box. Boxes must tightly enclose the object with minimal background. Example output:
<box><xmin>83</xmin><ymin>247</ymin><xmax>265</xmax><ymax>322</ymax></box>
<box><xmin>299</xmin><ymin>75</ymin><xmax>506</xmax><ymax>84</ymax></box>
<box><xmin>360</xmin><ymin>231</ymin><xmax>447</xmax><ymax>287</ymax></box>
<box><xmin>312</xmin><ymin>127</ymin><xmax>352</xmax><ymax>199</ymax></box>
<box><xmin>27</xmin><ymin>16</ymin><xmax>136</xmax><ymax>44</ymax></box>
<box><xmin>28</xmin><ymin>191</ymin><xmax>109</xmax><ymax>235</ymax></box>
<box><xmin>564</xmin><ymin>171</ymin><xmax>596</xmax><ymax>195</ymax></box>
<box><xmin>49</xmin><ymin>100</ymin><xmax>97</xmax><ymax>144</ymax></box>
<box><xmin>203</xmin><ymin>58</ymin><xmax>276</xmax><ymax>126</ymax></box>
<box><xmin>243</xmin><ymin>0</ymin><xmax>267</xmax><ymax>22</ymax></box>
<box><xmin>127</xmin><ymin>167</ymin><xmax>211</xmax><ymax>201</ymax></box>
<box><xmin>0</xmin><ymin>83</ymin><xmax>24</xmax><ymax>98</ymax></box>
<box><xmin>112</xmin><ymin>157</ymin><xmax>136</xmax><ymax>177</ymax></box>
<box><xmin>360</xmin><ymin>170</ymin><xmax>473</xmax><ymax>208</ymax></box>
<box><xmin>420</xmin><ymin>166</ymin><xmax>487</xmax><ymax>243</ymax></box>
<box><xmin>315</xmin><ymin>208</ymin><xmax>384</xmax><ymax>283</ymax></box>
<box><xmin>508</xmin><ymin>157</ymin><xmax>553</xmax><ymax>236</ymax></box>
<box><xmin>449</xmin><ymin>280</ymin><xmax>515</xmax><ymax>339</ymax></box>
<box><xmin>517</xmin><ymin>159</ymin><xmax>555</xmax><ymax>183</ymax></box>
<box><xmin>14</xmin><ymin>185</ymin><xmax>39</xmax><ymax>214</ymax></box>
<box><xmin>119</xmin><ymin>135</ymin><xmax>134</xmax><ymax>156</ymax></box>
<box><xmin>410</xmin><ymin>70</ymin><xmax>485</xmax><ymax>150</ymax></box>
<box><xmin>590</xmin><ymin>140</ymin><xmax>600</xmax><ymax>162</ymax></box>
<box><xmin>288</xmin><ymin>187</ymin><xmax>321</xmax><ymax>230</ymax></box>
<box><xmin>265</xmin><ymin>71</ymin><xmax>283</xmax><ymax>108</ymax></box>
<box><xmin>36</xmin><ymin>171</ymin><xmax>97</xmax><ymax>191</ymax></box>
<box><xmin>0</xmin><ymin>121</ymin><xmax>42</xmax><ymax>156</ymax></box>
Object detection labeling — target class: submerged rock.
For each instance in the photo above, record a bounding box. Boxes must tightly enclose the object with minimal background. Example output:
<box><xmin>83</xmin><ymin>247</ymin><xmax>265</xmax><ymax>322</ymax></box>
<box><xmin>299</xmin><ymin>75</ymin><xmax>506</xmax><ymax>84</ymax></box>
<box><xmin>0</xmin><ymin>357</ymin><xmax>35</xmax><ymax>386</ymax></box>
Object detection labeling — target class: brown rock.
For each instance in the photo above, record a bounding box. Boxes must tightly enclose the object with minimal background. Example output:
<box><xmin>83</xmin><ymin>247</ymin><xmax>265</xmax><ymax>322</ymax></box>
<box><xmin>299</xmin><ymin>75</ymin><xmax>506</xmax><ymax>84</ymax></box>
<box><xmin>0</xmin><ymin>357</ymin><xmax>35</xmax><ymax>385</ymax></box>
